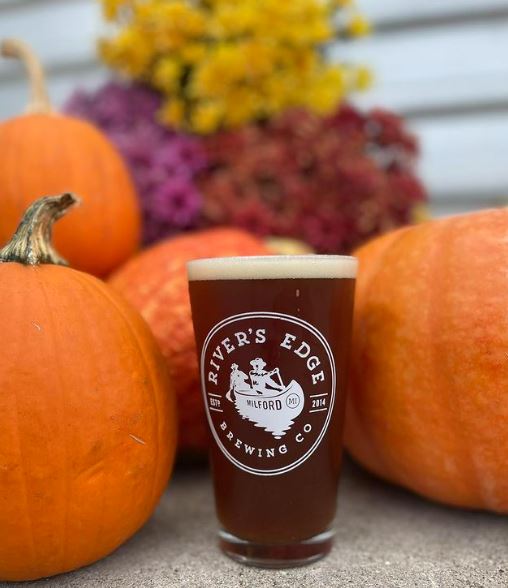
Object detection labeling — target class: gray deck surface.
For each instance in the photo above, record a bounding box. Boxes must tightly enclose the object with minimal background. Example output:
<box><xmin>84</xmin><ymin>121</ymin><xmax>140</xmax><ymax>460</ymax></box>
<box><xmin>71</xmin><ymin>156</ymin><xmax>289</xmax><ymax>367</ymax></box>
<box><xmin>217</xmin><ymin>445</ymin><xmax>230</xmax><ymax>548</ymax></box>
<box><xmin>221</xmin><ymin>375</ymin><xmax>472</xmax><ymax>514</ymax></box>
<box><xmin>6</xmin><ymin>459</ymin><xmax>506</xmax><ymax>588</ymax></box>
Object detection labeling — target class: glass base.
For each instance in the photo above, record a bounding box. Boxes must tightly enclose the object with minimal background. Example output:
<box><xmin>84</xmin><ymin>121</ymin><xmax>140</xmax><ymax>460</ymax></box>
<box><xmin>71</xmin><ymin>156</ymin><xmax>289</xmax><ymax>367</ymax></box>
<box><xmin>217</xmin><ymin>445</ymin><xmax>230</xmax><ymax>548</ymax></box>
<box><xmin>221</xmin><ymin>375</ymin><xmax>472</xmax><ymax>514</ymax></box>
<box><xmin>218</xmin><ymin>529</ymin><xmax>334</xmax><ymax>569</ymax></box>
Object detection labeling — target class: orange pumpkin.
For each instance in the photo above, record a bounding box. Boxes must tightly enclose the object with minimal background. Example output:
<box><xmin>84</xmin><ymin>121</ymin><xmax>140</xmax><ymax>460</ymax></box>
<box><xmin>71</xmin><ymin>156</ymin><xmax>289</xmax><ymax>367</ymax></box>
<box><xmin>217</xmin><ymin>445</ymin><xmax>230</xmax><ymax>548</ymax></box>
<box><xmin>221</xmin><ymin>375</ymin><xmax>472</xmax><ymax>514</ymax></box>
<box><xmin>0</xmin><ymin>39</ymin><xmax>140</xmax><ymax>277</ymax></box>
<box><xmin>0</xmin><ymin>194</ymin><xmax>177</xmax><ymax>581</ymax></box>
<box><xmin>346</xmin><ymin>208</ymin><xmax>508</xmax><ymax>511</ymax></box>
<box><xmin>109</xmin><ymin>228</ymin><xmax>271</xmax><ymax>454</ymax></box>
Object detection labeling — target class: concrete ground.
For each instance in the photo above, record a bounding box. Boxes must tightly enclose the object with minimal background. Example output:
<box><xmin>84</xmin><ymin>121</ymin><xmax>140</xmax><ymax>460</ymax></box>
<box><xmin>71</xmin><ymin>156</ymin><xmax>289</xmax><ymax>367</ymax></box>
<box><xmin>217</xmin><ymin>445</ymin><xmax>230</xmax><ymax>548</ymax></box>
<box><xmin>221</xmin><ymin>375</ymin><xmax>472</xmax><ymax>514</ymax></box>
<box><xmin>6</xmin><ymin>459</ymin><xmax>506</xmax><ymax>588</ymax></box>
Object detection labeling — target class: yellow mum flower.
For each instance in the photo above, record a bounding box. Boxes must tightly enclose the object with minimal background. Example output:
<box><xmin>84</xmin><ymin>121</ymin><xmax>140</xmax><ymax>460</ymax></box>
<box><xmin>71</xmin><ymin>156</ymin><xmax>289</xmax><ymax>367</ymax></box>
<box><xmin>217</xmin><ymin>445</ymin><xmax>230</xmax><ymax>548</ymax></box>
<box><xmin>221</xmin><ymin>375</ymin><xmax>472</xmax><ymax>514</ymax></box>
<box><xmin>159</xmin><ymin>99</ymin><xmax>185</xmax><ymax>127</ymax></box>
<box><xmin>191</xmin><ymin>101</ymin><xmax>224</xmax><ymax>134</ymax></box>
<box><xmin>329</xmin><ymin>0</ymin><xmax>354</xmax><ymax>7</ymax></box>
<box><xmin>101</xmin><ymin>0</ymin><xmax>129</xmax><ymax>20</ymax></box>
<box><xmin>347</xmin><ymin>14</ymin><xmax>371</xmax><ymax>37</ymax></box>
<box><xmin>356</xmin><ymin>65</ymin><xmax>374</xmax><ymax>90</ymax></box>
<box><xmin>223</xmin><ymin>87</ymin><xmax>261</xmax><ymax>126</ymax></box>
<box><xmin>304</xmin><ymin>67</ymin><xmax>345</xmax><ymax>114</ymax></box>
<box><xmin>152</xmin><ymin>57</ymin><xmax>182</xmax><ymax>92</ymax></box>
<box><xmin>179</xmin><ymin>42</ymin><xmax>207</xmax><ymax>64</ymax></box>
<box><xmin>136</xmin><ymin>1</ymin><xmax>205</xmax><ymax>37</ymax></box>
<box><xmin>259</xmin><ymin>75</ymin><xmax>294</xmax><ymax>114</ymax></box>
<box><xmin>99</xmin><ymin>27</ymin><xmax>153</xmax><ymax>77</ymax></box>
<box><xmin>211</xmin><ymin>3</ymin><xmax>258</xmax><ymax>36</ymax></box>
<box><xmin>242</xmin><ymin>42</ymin><xmax>273</xmax><ymax>79</ymax></box>
<box><xmin>99</xmin><ymin>0</ymin><xmax>370</xmax><ymax>133</ymax></box>
<box><xmin>192</xmin><ymin>44</ymin><xmax>246</xmax><ymax>97</ymax></box>
<box><xmin>293</xmin><ymin>48</ymin><xmax>318</xmax><ymax>75</ymax></box>
<box><xmin>136</xmin><ymin>2</ymin><xmax>206</xmax><ymax>51</ymax></box>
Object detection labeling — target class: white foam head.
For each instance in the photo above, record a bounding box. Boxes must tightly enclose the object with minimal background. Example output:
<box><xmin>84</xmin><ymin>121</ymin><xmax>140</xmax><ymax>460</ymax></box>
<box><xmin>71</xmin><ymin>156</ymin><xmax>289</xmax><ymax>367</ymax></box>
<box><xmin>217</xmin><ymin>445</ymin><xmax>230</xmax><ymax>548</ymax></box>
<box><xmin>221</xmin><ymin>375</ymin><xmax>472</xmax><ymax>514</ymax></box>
<box><xmin>187</xmin><ymin>255</ymin><xmax>357</xmax><ymax>281</ymax></box>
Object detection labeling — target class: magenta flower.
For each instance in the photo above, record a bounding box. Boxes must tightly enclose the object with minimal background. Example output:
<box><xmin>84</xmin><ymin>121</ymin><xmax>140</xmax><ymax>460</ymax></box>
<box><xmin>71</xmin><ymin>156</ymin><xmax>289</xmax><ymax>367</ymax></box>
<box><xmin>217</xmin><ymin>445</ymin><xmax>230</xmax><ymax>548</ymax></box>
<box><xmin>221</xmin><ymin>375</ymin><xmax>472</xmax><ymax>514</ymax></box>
<box><xmin>198</xmin><ymin>105</ymin><xmax>427</xmax><ymax>253</ymax></box>
<box><xmin>65</xmin><ymin>81</ymin><xmax>207</xmax><ymax>244</ymax></box>
<box><xmin>66</xmin><ymin>82</ymin><xmax>426</xmax><ymax>254</ymax></box>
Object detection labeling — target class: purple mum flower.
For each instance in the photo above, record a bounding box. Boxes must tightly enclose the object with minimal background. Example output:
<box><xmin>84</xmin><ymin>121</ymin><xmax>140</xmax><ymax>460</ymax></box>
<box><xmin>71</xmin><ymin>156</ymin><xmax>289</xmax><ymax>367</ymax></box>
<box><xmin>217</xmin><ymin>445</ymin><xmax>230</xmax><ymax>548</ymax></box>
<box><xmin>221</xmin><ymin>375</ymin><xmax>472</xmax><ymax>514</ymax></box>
<box><xmin>65</xmin><ymin>80</ymin><xmax>207</xmax><ymax>244</ymax></box>
<box><xmin>151</xmin><ymin>179</ymin><xmax>202</xmax><ymax>226</ymax></box>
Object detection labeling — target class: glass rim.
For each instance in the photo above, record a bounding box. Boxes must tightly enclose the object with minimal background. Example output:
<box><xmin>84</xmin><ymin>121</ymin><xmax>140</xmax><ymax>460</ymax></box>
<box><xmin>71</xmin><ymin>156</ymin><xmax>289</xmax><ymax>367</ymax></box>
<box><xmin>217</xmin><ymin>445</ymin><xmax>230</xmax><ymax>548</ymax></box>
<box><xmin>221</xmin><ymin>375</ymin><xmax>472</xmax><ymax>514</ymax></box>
<box><xmin>187</xmin><ymin>254</ymin><xmax>357</xmax><ymax>281</ymax></box>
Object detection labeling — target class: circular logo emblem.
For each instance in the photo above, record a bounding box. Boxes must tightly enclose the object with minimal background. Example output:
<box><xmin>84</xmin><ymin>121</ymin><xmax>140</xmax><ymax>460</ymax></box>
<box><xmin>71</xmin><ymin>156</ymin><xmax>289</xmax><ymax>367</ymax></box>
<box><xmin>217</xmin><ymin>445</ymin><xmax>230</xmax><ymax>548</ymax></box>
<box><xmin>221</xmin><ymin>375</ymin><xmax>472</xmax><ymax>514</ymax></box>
<box><xmin>200</xmin><ymin>312</ymin><xmax>336</xmax><ymax>476</ymax></box>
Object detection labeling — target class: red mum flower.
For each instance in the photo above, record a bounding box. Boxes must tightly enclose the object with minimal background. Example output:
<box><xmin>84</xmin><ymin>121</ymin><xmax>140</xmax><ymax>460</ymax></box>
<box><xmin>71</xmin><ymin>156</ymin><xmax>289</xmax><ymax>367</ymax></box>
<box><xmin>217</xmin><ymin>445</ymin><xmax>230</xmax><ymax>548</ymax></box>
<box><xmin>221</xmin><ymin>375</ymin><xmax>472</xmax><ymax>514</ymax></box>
<box><xmin>198</xmin><ymin>104</ymin><xmax>427</xmax><ymax>253</ymax></box>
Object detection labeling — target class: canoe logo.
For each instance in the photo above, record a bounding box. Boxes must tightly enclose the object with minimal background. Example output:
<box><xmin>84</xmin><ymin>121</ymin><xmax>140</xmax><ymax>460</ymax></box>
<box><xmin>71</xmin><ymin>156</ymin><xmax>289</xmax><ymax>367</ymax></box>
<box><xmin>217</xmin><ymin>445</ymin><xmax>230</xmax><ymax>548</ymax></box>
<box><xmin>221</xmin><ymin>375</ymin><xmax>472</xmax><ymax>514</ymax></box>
<box><xmin>201</xmin><ymin>312</ymin><xmax>336</xmax><ymax>476</ymax></box>
<box><xmin>226</xmin><ymin>357</ymin><xmax>304</xmax><ymax>439</ymax></box>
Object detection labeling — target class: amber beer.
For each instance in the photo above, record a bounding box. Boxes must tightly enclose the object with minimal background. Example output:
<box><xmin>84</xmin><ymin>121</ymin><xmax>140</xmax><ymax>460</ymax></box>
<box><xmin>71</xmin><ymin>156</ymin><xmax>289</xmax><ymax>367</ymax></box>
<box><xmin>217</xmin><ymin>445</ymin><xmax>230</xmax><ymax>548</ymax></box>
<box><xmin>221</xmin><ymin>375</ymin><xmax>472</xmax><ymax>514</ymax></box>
<box><xmin>187</xmin><ymin>255</ymin><xmax>356</xmax><ymax>567</ymax></box>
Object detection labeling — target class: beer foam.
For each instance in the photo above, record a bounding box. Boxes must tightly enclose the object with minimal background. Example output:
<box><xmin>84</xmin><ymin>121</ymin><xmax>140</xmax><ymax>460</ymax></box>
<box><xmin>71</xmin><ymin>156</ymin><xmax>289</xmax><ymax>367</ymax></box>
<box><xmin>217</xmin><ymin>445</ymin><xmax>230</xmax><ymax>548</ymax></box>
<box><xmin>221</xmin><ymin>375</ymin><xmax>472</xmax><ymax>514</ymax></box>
<box><xmin>187</xmin><ymin>255</ymin><xmax>357</xmax><ymax>280</ymax></box>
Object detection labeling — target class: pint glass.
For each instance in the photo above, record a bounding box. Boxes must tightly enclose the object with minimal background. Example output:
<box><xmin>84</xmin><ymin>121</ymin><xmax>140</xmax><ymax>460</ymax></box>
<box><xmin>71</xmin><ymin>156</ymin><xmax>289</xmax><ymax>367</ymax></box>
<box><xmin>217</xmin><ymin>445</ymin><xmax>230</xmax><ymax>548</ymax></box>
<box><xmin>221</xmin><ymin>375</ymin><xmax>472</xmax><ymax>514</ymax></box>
<box><xmin>187</xmin><ymin>255</ymin><xmax>356</xmax><ymax>567</ymax></box>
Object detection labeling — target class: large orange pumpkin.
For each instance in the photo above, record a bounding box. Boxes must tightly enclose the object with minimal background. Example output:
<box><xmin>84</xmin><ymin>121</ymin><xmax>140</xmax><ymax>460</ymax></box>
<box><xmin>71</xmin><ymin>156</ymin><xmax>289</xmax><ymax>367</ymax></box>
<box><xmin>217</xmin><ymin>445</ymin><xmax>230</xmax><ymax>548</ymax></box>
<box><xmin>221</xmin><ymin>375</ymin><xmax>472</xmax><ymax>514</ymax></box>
<box><xmin>0</xmin><ymin>39</ymin><xmax>140</xmax><ymax>277</ymax></box>
<box><xmin>109</xmin><ymin>228</ymin><xmax>271</xmax><ymax>454</ymax></box>
<box><xmin>0</xmin><ymin>194</ymin><xmax>177</xmax><ymax>581</ymax></box>
<box><xmin>346</xmin><ymin>208</ymin><xmax>508</xmax><ymax>511</ymax></box>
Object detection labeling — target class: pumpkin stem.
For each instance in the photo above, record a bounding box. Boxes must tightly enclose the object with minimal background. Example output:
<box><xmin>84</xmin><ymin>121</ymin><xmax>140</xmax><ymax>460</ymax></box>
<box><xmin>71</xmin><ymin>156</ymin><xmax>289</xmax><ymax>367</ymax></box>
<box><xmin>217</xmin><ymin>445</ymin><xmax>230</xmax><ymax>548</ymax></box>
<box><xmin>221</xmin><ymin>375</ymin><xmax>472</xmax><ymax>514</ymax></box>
<box><xmin>0</xmin><ymin>194</ymin><xmax>80</xmax><ymax>266</ymax></box>
<box><xmin>1</xmin><ymin>38</ymin><xmax>52</xmax><ymax>114</ymax></box>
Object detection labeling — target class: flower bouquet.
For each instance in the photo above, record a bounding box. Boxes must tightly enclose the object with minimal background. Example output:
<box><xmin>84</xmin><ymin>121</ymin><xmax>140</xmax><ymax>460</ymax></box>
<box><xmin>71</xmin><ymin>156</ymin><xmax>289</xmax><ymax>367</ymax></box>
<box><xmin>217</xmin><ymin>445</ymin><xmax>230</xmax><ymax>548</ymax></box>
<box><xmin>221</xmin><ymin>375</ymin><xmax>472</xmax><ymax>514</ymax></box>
<box><xmin>66</xmin><ymin>0</ymin><xmax>426</xmax><ymax>252</ymax></box>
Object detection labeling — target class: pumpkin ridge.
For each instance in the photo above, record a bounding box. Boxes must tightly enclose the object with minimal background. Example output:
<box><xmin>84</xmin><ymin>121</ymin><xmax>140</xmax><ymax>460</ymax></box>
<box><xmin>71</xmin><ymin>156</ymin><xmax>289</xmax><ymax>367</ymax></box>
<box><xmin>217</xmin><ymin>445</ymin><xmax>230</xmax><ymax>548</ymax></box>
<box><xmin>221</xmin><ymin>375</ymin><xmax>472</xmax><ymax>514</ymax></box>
<box><xmin>72</xmin><ymin>271</ymin><xmax>169</xmax><ymax>515</ymax></box>
<box><xmin>425</xmin><ymin>221</ymin><xmax>485</xmax><ymax>505</ymax></box>
<box><xmin>34</xmin><ymin>268</ymin><xmax>71</xmax><ymax>572</ymax></box>
<box><xmin>70</xmin><ymin>270</ymin><xmax>162</xmax><ymax>549</ymax></box>
<box><xmin>10</xmin><ymin>383</ymin><xmax>38</xmax><ymax>576</ymax></box>
<box><xmin>349</xmin><ymin>228</ymin><xmax>407</xmax><ymax>480</ymax></box>
<box><xmin>139</xmin><ymin>254</ymin><xmax>191</xmax><ymax>335</ymax></box>
<box><xmin>74</xmin><ymin>278</ymin><xmax>109</xmax><ymax>567</ymax></box>
<box><xmin>5</xmin><ymin>272</ymin><xmax>38</xmax><ymax>575</ymax></box>
<box><xmin>111</xmin><ymin>251</ymin><xmax>171</xmax><ymax>310</ymax></box>
<box><xmin>3</xmin><ymin>123</ymin><xmax>23</xmax><ymax>223</ymax></box>
<box><xmin>97</xmin><ymin>276</ymin><xmax>171</xmax><ymax>513</ymax></box>
<box><xmin>385</xmin><ymin>221</ymin><xmax>476</xmax><ymax>500</ymax></box>
<box><xmin>91</xmin><ymin>128</ymin><xmax>118</xmax><ymax>247</ymax></box>
<box><xmin>441</xmin><ymin>214</ymin><xmax>501</xmax><ymax>506</ymax></box>
<box><xmin>78</xmin><ymin>123</ymin><xmax>111</xmax><ymax>247</ymax></box>
<box><xmin>59</xmin><ymin>270</ymin><xmax>117</xmax><ymax>566</ymax></box>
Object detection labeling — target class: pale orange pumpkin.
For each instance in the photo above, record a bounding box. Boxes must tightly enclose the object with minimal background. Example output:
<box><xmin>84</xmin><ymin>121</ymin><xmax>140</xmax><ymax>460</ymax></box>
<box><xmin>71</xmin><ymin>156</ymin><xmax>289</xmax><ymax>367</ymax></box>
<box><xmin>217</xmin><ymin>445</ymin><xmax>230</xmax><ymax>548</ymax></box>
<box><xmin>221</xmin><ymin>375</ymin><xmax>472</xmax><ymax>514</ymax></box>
<box><xmin>0</xmin><ymin>194</ymin><xmax>177</xmax><ymax>581</ymax></box>
<box><xmin>346</xmin><ymin>208</ymin><xmax>508</xmax><ymax>511</ymax></box>
<box><xmin>109</xmin><ymin>229</ymin><xmax>271</xmax><ymax>454</ymax></box>
<box><xmin>0</xmin><ymin>39</ymin><xmax>140</xmax><ymax>277</ymax></box>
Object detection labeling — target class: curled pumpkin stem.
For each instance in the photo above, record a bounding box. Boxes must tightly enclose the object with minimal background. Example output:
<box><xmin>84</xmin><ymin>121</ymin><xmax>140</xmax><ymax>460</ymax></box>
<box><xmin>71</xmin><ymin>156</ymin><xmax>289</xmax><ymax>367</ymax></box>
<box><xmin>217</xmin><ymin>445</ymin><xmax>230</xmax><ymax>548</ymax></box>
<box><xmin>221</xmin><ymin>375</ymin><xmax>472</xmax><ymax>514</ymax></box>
<box><xmin>0</xmin><ymin>193</ymin><xmax>81</xmax><ymax>266</ymax></box>
<box><xmin>1</xmin><ymin>38</ymin><xmax>52</xmax><ymax>114</ymax></box>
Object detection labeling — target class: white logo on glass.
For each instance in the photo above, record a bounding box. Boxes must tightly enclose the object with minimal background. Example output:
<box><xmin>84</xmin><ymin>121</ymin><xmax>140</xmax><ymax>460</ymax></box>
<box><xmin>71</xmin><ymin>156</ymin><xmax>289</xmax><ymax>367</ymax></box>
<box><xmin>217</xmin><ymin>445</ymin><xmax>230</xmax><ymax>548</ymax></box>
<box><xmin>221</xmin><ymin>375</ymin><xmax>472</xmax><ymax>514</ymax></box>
<box><xmin>226</xmin><ymin>358</ymin><xmax>304</xmax><ymax>439</ymax></box>
<box><xmin>201</xmin><ymin>312</ymin><xmax>336</xmax><ymax>476</ymax></box>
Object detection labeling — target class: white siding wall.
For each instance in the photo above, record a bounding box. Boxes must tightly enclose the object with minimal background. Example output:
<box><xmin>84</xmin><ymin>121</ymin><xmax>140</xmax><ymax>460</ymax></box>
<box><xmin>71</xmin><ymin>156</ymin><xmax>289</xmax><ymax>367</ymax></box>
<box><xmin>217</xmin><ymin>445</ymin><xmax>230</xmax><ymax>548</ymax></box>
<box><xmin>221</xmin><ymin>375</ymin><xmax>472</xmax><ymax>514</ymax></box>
<box><xmin>1</xmin><ymin>0</ymin><xmax>507</xmax><ymax>216</ymax></box>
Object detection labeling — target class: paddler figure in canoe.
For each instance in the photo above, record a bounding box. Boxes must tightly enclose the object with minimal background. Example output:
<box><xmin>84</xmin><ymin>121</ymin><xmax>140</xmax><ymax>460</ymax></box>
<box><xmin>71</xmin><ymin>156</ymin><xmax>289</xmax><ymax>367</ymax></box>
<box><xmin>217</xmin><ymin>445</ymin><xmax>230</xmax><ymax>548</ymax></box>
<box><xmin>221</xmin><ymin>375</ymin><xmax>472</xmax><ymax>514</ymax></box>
<box><xmin>227</xmin><ymin>358</ymin><xmax>285</xmax><ymax>401</ymax></box>
<box><xmin>249</xmin><ymin>358</ymin><xmax>284</xmax><ymax>395</ymax></box>
<box><xmin>226</xmin><ymin>363</ymin><xmax>251</xmax><ymax>401</ymax></box>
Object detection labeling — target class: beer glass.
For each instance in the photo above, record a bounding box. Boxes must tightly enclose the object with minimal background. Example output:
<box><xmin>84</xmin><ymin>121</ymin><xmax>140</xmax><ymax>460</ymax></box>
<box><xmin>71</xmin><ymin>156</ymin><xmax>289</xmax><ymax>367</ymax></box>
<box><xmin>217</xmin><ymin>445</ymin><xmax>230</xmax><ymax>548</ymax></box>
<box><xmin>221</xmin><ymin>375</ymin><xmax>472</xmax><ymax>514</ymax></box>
<box><xmin>187</xmin><ymin>255</ymin><xmax>356</xmax><ymax>567</ymax></box>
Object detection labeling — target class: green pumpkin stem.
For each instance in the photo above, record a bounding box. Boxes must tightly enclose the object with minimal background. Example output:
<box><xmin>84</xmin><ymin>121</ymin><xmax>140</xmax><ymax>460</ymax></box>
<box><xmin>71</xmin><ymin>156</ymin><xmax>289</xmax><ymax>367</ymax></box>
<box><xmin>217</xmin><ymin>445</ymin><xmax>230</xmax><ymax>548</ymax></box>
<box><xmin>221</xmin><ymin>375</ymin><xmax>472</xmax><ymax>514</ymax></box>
<box><xmin>0</xmin><ymin>194</ymin><xmax>80</xmax><ymax>266</ymax></box>
<box><xmin>1</xmin><ymin>38</ymin><xmax>52</xmax><ymax>114</ymax></box>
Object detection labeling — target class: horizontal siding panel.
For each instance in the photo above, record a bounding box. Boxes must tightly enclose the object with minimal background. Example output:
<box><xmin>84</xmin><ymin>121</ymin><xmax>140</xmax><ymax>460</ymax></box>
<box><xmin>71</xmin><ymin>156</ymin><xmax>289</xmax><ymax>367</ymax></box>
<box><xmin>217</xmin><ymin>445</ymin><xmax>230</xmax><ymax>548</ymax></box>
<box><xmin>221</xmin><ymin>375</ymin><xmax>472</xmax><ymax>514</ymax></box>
<box><xmin>3</xmin><ymin>2</ymin><xmax>507</xmax><ymax>116</ymax></box>
<box><xmin>358</xmin><ymin>0</ymin><xmax>508</xmax><ymax>25</ymax></box>
<box><xmin>430</xmin><ymin>201</ymin><xmax>504</xmax><ymax>218</ymax></box>
<box><xmin>412</xmin><ymin>113</ymin><xmax>508</xmax><ymax>201</ymax></box>
<box><xmin>0</xmin><ymin>64</ymin><xmax>107</xmax><ymax>119</ymax></box>
<box><xmin>350</xmin><ymin>74</ymin><xmax>508</xmax><ymax>118</ymax></box>
<box><xmin>333</xmin><ymin>19</ymin><xmax>508</xmax><ymax>114</ymax></box>
<box><xmin>2</xmin><ymin>0</ymin><xmax>505</xmax><ymax>24</ymax></box>
<box><xmin>0</xmin><ymin>0</ymin><xmax>101</xmax><ymax>76</ymax></box>
<box><xmin>3</xmin><ymin>2</ymin><xmax>507</xmax><ymax>81</ymax></box>
<box><xmin>0</xmin><ymin>0</ymin><xmax>506</xmax><ymax>219</ymax></box>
